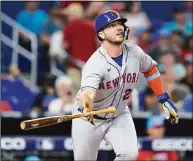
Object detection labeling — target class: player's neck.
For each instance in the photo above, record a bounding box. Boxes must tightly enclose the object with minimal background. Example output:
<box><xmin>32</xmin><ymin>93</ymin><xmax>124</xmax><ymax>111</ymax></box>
<box><xmin>102</xmin><ymin>42</ymin><xmax>123</xmax><ymax>58</ymax></box>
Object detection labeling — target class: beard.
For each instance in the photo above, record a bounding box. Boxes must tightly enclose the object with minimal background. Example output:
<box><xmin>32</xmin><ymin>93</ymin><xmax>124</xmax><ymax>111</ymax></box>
<box><xmin>105</xmin><ymin>35</ymin><xmax>124</xmax><ymax>45</ymax></box>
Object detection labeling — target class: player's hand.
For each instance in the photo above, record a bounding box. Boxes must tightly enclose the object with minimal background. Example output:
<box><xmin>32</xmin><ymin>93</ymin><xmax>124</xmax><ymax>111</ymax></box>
<box><xmin>158</xmin><ymin>92</ymin><xmax>179</xmax><ymax>124</ymax></box>
<box><xmin>78</xmin><ymin>89</ymin><xmax>96</xmax><ymax>125</ymax></box>
<box><xmin>85</xmin><ymin>98</ymin><xmax>95</xmax><ymax>126</ymax></box>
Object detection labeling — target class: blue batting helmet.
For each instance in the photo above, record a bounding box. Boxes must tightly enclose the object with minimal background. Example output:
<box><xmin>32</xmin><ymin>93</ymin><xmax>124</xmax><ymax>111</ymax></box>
<box><xmin>95</xmin><ymin>10</ymin><xmax>128</xmax><ymax>40</ymax></box>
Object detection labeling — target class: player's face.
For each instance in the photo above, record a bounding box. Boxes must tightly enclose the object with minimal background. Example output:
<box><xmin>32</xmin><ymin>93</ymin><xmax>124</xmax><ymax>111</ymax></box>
<box><xmin>102</xmin><ymin>21</ymin><xmax>125</xmax><ymax>45</ymax></box>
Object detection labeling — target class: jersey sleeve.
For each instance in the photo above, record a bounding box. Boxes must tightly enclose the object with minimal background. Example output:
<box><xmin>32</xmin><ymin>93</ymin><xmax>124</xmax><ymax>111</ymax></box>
<box><xmin>134</xmin><ymin>45</ymin><xmax>157</xmax><ymax>72</ymax></box>
<box><xmin>80</xmin><ymin>59</ymin><xmax>103</xmax><ymax>91</ymax></box>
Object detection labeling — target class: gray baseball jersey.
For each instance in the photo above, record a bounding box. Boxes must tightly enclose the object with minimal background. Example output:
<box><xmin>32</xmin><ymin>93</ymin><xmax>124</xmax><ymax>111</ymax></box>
<box><xmin>73</xmin><ymin>43</ymin><xmax>157</xmax><ymax>118</ymax></box>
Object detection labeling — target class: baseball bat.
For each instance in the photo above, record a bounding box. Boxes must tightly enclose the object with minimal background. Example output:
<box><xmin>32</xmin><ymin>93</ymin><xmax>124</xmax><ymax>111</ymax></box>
<box><xmin>20</xmin><ymin>107</ymin><xmax>116</xmax><ymax>130</ymax></box>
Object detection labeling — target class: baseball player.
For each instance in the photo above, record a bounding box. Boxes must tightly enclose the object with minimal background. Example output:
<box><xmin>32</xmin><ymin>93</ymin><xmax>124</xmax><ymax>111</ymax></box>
<box><xmin>72</xmin><ymin>10</ymin><xmax>178</xmax><ymax>161</ymax></box>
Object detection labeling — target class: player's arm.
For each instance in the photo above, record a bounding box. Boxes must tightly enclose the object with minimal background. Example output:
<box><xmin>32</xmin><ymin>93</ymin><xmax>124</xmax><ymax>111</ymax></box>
<box><xmin>143</xmin><ymin>65</ymin><xmax>164</xmax><ymax>96</ymax></box>
<box><xmin>78</xmin><ymin>87</ymin><xmax>97</xmax><ymax>125</ymax></box>
<box><xmin>135</xmin><ymin>44</ymin><xmax>178</xmax><ymax>124</ymax></box>
<box><xmin>78</xmin><ymin>58</ymin><xmax>104</xmax><ymax>124</ymax></box>
<box><xmin>79</xmin><ymin>88</ymin><xmax>96</xmax><ymax>112</ymax></box>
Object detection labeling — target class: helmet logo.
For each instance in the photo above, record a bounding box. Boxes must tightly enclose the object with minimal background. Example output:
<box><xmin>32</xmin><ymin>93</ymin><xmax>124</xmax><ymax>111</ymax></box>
<box><xmin>110</xmin><ymin>11</ymin><xmax>116</xmax><ymax>17</ymax></box>
<box><xmin>104</xmin><ymin>15</ymin><xmax>111</xmax><ymax>22</ymax></box>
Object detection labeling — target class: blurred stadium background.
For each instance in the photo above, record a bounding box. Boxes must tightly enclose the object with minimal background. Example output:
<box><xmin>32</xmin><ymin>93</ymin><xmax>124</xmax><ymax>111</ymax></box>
<box><xmin>1</xmin><ymin>1</ymin><xmax>193</xmax><ymax>161</ymax></box>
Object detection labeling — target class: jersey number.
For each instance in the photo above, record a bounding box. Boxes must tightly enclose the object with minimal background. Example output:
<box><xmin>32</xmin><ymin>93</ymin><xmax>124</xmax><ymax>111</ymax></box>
<box><xmin>123</xmin><ymin>89</ymin><xmax>132</xmax><ymax>100</ymax></box>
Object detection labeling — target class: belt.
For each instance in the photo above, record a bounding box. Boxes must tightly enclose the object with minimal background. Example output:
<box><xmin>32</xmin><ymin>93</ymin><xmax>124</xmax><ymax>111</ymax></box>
<box><xmin>93</xmin><ymin>115</ymin><xmax>115</xmax><ymax>120</ymax></box>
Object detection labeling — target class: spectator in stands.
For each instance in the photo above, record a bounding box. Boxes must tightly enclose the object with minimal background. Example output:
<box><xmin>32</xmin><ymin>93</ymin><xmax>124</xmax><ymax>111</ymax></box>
<box><xmin>182</xmin><ymin>93</ymin><xmax>192</xmax><ymax>112</ymax></box>
<box><xmin>40</xmin><ymin>5</ymin><xmax>64</xmax><ymax>74</ymax></box>
<box><xmin>85</xmin><ymin>2</ymin><xmax>110</xmax><ymax>21</ymax></box>
<box><xmin>110</xmin><ymin>2</ymin><xmax>125</xmax><ymax>13</ymax></box>
<box><xmin>146</xmin><ymin>115</ymin><xmax>166</xmax><ymax>139</ymax></box>
<box><xmin>40</xmin><ymin>7</ymin><xmax>62</xmax><ymax>44</ymax></box>
<box><xmin>140</xmin><ymin>87</ymin><xmax>162</xmax><ymax>114</ymax></box>
<box><xmin>170</xmin><ymin>30</ymin><xmax>184</xmax><ymax>50</ymax></box>
<box><xmin>179</xmin><ymin>61</ymin><xmax>193</xmax><ymax>92</ymax></box>
<box><xmin>49</xmin><ymin>30</ymin><xmax>69</xmax><ymax>73</ymax></box>
<box><xmin>159</xmin><ymin>52</ymin><xmax>186</xmax><ymax>80</ymax></box>
<box><xmin>159</xmin><ymin>64</ymin><xmax>185</xmax><ymax>94</ymax></box>
<box><xmin>158</xmin><ymin>65</ymin><xmax>190</xmax><ymax>111</ymax></box>
<box><xmin>159</xmin><ymin>7</ymin><xmax>192</xmax><ymax>36</ymax></box>
<box><xmin>59</xmin><ymin>1</ymin><xmax>88</xmax><ymax>8</ymax></box>
<box><xmin>148</xmin><ymin>32</ymin><xmax>180</xmax><ymax>63</ymax></box>
<box><xmin>184</xmin><ymin>1</ymin><xmax>193</xmax><ymax>22</ymax></box>
<box><xmin>137</xmin><ymin>115</ymin><xmax>178</xmax><ymax>161</ymax></box>
<box><xmin>62</xmin><ymin>3</ymin><xmax>97</xmax><ymax>91</ymax></box>
<box><xmin>31</xmin><ymin>75</ymin><xmax>57</xmax><ymax>116</ymax></box>
<box><xmin>6</xmin><ymin>63</ymin><xmax>21</xmax><ymax>79</ymax></box>
<box><xmin>46</xmin><ymin>6</ymin><xmax>69</xmax><ymax>73</ymax></box>
<box><xmin>170</xmin><ymin>87</ymin><xmax>190</xmax><ymax>112</ymax></box>
<box><xmin>121</xmin><ymin>1</ymin><xmax>151</xmax><ymax>42</ymax></box>
<box><xmin>48</xmin><ymin>76</ymin><xmax>74</xmax><ymax>115</ymax></box>
<box><xmin>137</xmin><ymin>28</ymin><xmax>153</xmax><ymax>53</ymax></box>
<box><xmin>16</xmin><ymin>1</ymin><xmax>49</xmax><ymax>51</ymax></box>
<box><xmin>181</xmin><ymin>35</ymin><xmax>193</xmax><ymax>64</ymax></box>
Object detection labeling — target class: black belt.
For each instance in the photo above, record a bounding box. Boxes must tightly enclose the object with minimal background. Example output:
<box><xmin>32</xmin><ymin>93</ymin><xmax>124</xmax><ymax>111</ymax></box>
<box><xmin>93</xmin><ymin>115</ymin><xmax>115</xmax><ymax>120</ymax></box>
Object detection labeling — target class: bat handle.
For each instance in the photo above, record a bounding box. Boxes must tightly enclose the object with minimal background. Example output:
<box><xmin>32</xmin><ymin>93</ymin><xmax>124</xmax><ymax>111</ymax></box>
<box><xmin>84</xmin><ymin>107</ymin><xmax>116</xmax><ymax>117</ymax></box>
